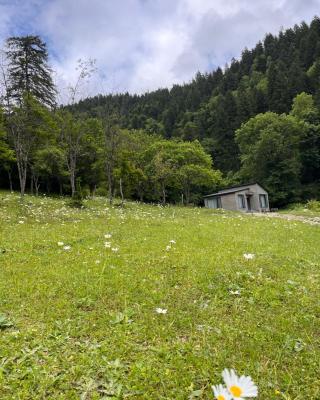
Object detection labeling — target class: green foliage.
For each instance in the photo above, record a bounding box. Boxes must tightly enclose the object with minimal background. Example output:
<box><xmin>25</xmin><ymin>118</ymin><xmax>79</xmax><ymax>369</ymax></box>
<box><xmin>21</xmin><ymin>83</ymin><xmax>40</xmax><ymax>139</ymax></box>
<box><xmin>306</xmin><ymin>199</ymin><xmax>320</xmax><ymax>211</ymax></box>
<box><xmin>0</xmin><ymin>314</ymin><xmax>14</xmax><ymax>330</ymax></box>
<box><xmin>68</xmin><ymin>179</ymin><xmax>85</xmax><ymax>208</ymax></box>
<box><xmin>236</xmin><ymin>112</ymin><xmax>303</xmax><ymax>205</ymax></box>
<box><xmin>141</xmin><ymin>139</ymin><xmax>218</xmax><ymax>204</ymax></box>
<box><xmin>0</xmin><ymin>109</ymin><xmax>15</xmax><ymax>167</ymax></box>
<box><xmin>290</xmin><ymin>92</ymin><xmax>318</xmax><ymax>122</ymax></box>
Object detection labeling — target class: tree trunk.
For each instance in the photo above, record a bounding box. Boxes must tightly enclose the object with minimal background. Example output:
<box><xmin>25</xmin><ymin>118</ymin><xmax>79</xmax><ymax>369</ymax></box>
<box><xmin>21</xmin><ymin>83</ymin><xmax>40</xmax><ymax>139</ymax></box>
<box><xmin>30</xmin><ymin>172</ymin><xmax>34</xmax><ymax>195</ymax></box>
<box><xmin>34</xmin><ymin>175</ymin><xmax>40</xmax><ymax>196</ymax></box>
<box><xmin>91</xmin><ymin>184</ymin><xmax>96</xmax><ymax>198</ymax></box>
<box><xmin>17</xmin><ymin>159</ymin><xmax>27</xmax><ymax>197</ymax></box>
<box><xmin>119</xmin><ymin>178</ymin><xmax>124</xmax><ymax>207</ymax></box>
<box><xmin>8</xmin><ymin>170</ymin><xmax>13</xmax><ymax>192</ymax></box>
<box><xmin>70</xmin><ymin>169</ymin><xmax>76</xmax><ymax>198</ymax></box>
<box><xmin>136</xmin><ymin>181</ymin><xmax>143</xmax><ymax>202</ymax></box>
<box><xmin>186</xmin><ymin>186</ymin><xmax>190</xmax><ymax>205</ymax></box>
<box><xmin>107</xmin><ymin>165</ymin><xmax>113</xmax><ymax>205</ymax></box>
<box><xmin>162</xmin><ymin>183</ymin><xmax>166</xmax><ymax>205</ymax></box>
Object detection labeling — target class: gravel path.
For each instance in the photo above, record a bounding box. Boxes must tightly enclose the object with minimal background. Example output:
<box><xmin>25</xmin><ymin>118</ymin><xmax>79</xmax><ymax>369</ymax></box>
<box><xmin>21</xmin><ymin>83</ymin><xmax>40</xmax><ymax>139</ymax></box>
<box><xmin>251</xmin><ymin>212</ymin><xmax>320</xmax><ymax>225</ymax></box>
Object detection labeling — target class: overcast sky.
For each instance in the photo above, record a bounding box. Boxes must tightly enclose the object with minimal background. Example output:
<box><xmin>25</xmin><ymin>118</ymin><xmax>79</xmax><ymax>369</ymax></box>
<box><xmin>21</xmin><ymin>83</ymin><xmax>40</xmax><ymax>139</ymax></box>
<box><xmin>0</xmin><ymin>0</ymin><xmax>319</xmax><ymax>102</ymax></box>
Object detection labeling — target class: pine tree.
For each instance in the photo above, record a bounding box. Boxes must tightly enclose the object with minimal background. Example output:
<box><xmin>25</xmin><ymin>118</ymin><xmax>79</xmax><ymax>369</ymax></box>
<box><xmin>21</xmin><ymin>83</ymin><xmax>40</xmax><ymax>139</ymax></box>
<box><xmin>5</xmin><ymin>35</ymin><xmax>56</xmax><ymax>107</ymax></box>
<box><xmin>4</xmin><ymin>36</ymin><xmax>56</xmax><ymax>197</ymax></box>
<box><xmin>267</xmin><ymin>61</ymin><xmax>290</xmax><ymax>113</ymax></box>
<box><xmin>287</xmin><ymin>56</ymin><xmax>307</xmax><ymax>100</ymax></box>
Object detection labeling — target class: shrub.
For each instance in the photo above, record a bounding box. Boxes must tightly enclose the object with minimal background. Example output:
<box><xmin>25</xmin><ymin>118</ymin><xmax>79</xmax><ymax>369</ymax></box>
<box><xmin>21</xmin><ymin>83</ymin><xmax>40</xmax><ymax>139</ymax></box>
<box><xmin>306</xmin><ymin>199</ymin><xmax>320</xmax><ymax>211</ymax></box>
<box><xmin>68</xmin><ymin>180</ymin><xmax>85</xmax><ymax>208</ymax></box>
<box><xmin>95</xmin><ymin>186</ymin><xmax>108</xmax><ymax>197</ymax></box>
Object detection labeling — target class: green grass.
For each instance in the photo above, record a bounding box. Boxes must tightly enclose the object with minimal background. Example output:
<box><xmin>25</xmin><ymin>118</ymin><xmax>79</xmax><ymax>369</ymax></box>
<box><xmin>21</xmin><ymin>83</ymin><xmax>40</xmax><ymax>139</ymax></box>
<box><xmin>0</xmin><ymin>192</ymin><xmax>319</xmax><ymax>399</ymax></box>
<box><xmin>280</xmin><ymin>201</ymin><xmax>320</xmax><ymax>218</ymax></box>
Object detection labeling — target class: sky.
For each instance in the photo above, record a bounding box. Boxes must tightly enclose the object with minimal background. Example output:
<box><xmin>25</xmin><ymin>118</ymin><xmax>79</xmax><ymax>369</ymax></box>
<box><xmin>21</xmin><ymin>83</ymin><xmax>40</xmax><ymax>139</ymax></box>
<box><xmin>0</xmin><ymin>0</ymin><xmax>319</xmax><ymax>103</ymax></box>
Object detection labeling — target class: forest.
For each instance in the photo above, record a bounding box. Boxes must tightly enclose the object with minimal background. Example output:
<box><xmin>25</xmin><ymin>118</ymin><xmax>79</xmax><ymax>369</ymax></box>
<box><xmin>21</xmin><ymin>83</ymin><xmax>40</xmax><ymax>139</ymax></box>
<box><xmin>1</xmin><ymin>18</ymin><xmax>320</xmax><ymax>206</ymax></box>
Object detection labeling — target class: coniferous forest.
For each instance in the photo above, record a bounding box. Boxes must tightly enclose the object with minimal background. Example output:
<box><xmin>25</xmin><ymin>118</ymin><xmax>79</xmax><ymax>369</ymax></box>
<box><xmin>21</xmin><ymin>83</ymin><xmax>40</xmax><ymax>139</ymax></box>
<box><xmin>1</xmin><ymin>18</ymin><xmax>320</xmax><ymax>206</ymax></box>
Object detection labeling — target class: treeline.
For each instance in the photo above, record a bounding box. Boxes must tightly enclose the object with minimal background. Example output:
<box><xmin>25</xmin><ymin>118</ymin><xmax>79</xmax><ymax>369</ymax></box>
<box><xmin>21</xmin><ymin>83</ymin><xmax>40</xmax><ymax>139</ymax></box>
<box><xmin>0</xmin><ymin>107</ymin><xmax>221</xmax><ymax>204</ymax></box>
<box><xmin>71</xmin><ymin>17</ymin><xmax>320</xmax><ymax>204</ymax></box>
<box><xmin>1</xmin><ymin>18</ymin><xmax>320</xmax><ymax>206</ymax></box>
<box><xmin>0</xmin><ymin>37</ymin><xmax>221</xmax><ymax>204</ymax></box>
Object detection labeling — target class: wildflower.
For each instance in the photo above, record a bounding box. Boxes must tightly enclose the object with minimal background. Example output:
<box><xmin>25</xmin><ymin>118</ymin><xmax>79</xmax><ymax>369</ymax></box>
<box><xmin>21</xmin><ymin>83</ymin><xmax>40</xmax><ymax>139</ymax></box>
<box><xmin>57</xmin><ymin>241</ymin><xmax>64</xmax><ymax>246</ymax></box>
<box><xmin>229</xmin><ymin>290</ymin><xmax>240</xmax><ymax>296</ymax></box>
<box><xmin>18</xmin><ymin>220</ymin><xmax>24</xmax><ymax>224</ymax></box>
<box><xmin>155</xmin><ymin>308</ymin><xmax>167</xmax><ymax>314</ymax></box>
<box><xmin>222</xmin><ymin>369</ymin><xmax>258</xmax><ymax>398</ymax></box>
<box><xmin>166</xmin><ymin>245</ymin><xmax>171</xmax><ymax>251</ymax></box>
<box><xmin>212</xmin><ymin>384</ymin><xmax>231</xmax><ymax>400</ymax></box>
<box><xmin>243</xmin><ymin>253</ymin><xmax>255</xmax><ymax>260</ymax></box>
<box><xmin>104</xmin><ymin>234</ymin><xmax>112</xmax><ymax>239</ymax></box>
<box><xmin>169</xmin><ymin>240</ymin><xmax>176</xmax><ymax>244</ymax></box>
<box><xmin>63</xmin><ymin>245</ymin><xmax>71</xmax><ymax>251</ymax></box>
<box><xmin>111</xmin><ymin>247</ymin><xmax>119</xmax><ymax>252</ymax></box>
<box><xmin>104</xmin><ymin>242</ymin><xmax>111</xmax><ymax>248</ymax></box>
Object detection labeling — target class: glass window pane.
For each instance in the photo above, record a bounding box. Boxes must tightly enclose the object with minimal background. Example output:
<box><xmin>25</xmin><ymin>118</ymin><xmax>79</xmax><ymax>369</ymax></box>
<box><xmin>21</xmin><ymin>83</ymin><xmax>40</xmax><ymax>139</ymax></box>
<box><xmin>259</xmin><ymin>194</ymin><xmax>267</xmax><ymax>208</ymax></box>
<box><xmin>238</xmin><ymin>194</ymin><xmax>245</xmax><ymax>208</ymax></box>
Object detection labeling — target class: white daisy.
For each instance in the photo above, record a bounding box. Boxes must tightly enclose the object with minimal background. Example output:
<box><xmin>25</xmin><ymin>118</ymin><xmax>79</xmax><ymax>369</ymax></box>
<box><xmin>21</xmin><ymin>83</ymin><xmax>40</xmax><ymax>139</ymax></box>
<box><xmin>104</xmin><ymin>242</ymin><xmax>111</xmax><ymax>248</ymax></box>
<box><xmin>243</xmin><ymin>253</ymin><xmax>255</xmax><ymax>260</ymax></box>
<box><xmin>155</xmin><ymin>308</ymin><xmax>167</xmax><ymax>314</ymax></box>
<box><xmin>63</xmin><ymin>245</ymin><xmax>71</xmax><ymax>251</ymax></box>
<box><xmin>169</xmin><ymin>240</ymin><xmax>176</xmax><ymax>244</ymax></box>
<box><xmin>111</xmin><ymin>247</ymin><xmax>119</xmax><ymax>252</ymax></box>
<box><xmin>104</xmin><ymin>234</ymin><xmax>112</xmax><ymax>239</ymax></box>
<box><xmin>166</xmin><ymin>245</ymin><xmax>171</xmax><ymax>251</ymax></box>
<box><xmin>212</xmin><ymin>384</ymin><xmax>232</xmax><ymax>400</ymax></box>
<box><xmin>222</xmin><ymin>369</ymin><xmax>258</xmax><ymax>398</ymax></box>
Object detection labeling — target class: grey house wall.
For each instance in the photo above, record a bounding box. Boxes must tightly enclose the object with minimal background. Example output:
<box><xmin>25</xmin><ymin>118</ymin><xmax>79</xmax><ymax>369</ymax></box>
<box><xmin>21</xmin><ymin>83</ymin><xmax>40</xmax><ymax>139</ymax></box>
<box><xmin>248</xmin><ymin>184</ymin><xmax>269</xmax><ymax>212</ymax></box>
<box><xmin>204</xmin><ymin>184</ymin><xmax>269</xmax><ymax>212</ymax></box>
<box><xmin>221</xmin><ymin>192</ymin><xmax>239</xmax><ymax>211</ymax></box>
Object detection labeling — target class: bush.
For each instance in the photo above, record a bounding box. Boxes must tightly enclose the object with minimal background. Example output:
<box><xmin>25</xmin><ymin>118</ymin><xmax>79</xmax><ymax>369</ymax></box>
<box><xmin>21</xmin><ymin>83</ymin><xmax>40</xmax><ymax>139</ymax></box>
<box><xmin>68</xmin><ymin>180</ymin><xmax>85</xmax><ymax>208</ymax></box>
<box><xmin>306</xmin><ymin>199</ymin><xmax>320</xmax><ymax>211</ymax></box>
<box><xmin>95</xmin><ymin>186</ymin><xmax>108</xmax><ymax>197</ymax></box>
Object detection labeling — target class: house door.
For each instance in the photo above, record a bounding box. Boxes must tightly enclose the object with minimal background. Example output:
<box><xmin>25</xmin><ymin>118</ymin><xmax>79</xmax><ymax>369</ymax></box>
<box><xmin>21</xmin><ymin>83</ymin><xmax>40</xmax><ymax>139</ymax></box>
<box><xmin>246</xmin><ymin>196</ymin><xmax>252</xmax><ymax>211</ymax></box>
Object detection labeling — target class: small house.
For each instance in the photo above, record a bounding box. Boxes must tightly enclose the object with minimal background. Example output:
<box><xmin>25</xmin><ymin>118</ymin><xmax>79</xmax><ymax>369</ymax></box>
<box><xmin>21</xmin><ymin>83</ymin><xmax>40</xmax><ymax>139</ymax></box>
<box><xmin>204</xmin><ymin>183</ymin><xmax>269</xmax><ymax>212</ymax></box>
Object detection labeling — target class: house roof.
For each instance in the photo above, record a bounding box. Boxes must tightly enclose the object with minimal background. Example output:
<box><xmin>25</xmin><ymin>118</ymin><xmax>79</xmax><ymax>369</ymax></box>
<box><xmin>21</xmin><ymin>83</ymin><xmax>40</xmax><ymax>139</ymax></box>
<box><xmin>204</xmin><ymin>182</ymin><xmax>267</xmax><ymax>198</ymax></box>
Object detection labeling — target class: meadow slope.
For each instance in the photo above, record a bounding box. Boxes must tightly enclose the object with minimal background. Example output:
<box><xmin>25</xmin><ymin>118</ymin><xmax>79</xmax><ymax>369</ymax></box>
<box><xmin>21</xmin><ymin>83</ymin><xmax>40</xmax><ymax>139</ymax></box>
<box><xmin>0</xmin><ymin>192</ymin><xmax>319</xmax><ymax>399</ymax></box>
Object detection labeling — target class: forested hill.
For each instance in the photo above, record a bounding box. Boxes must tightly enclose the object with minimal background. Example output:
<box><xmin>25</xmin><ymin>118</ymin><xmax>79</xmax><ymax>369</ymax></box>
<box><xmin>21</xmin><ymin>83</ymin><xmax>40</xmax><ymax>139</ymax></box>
<box><xmin>72</xmin><ymin>17</ymin><xmax>320</xmax><ymax>173</ymax></box>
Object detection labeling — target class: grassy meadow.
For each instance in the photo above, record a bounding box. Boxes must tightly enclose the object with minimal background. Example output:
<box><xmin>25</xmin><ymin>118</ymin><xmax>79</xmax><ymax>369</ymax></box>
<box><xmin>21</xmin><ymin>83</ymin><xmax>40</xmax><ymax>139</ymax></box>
<box><xmin>0</xmin><ymin>192</ymin><xmax>319</xmax><ymax>399</ymax></box>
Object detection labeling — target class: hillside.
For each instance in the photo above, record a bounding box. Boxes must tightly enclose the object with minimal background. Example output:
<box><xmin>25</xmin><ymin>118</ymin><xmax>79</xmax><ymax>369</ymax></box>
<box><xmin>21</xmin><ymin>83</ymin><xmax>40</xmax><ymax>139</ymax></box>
<box><xmin>1</xmin><ymin>19</ymin><xmax>319</xmax><ymax>206</ymax></box>
<box><xmin>72</xmin><ymin>17</ymin><xmax>320</xmax><ymax>174</ymax></box>
<box><xmin>0</xmin><ymin>192</ymin><xmax>319</xmax><ymax>398</ymax></box>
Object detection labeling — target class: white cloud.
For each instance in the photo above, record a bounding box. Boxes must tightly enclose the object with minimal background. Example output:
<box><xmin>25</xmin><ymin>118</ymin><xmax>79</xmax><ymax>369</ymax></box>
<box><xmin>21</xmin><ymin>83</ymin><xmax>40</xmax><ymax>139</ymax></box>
<box><xmin>0</xmin><ymin>0</ymin><xmax>319</xmax><ymax>101</ymax></box>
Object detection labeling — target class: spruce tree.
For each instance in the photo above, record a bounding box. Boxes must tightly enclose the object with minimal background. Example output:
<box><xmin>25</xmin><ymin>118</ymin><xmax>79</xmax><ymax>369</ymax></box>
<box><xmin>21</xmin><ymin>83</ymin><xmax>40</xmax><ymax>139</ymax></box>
<box><xmin>4</xmin><ymin>36</ymin><xmax>56</xmax><ymax>196</ymax></box>
<box><xmin>5</xmin><ymin>35</ymin><xmax>56</xmax><ymax>107</ymax></box>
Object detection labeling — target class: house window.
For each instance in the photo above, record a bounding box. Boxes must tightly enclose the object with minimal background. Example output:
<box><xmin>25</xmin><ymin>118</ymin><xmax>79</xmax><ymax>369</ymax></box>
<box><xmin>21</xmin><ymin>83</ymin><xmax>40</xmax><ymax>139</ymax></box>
<box><xmin>210</xmin><ymin>196</ymin><xmax>221</xmax><ymax>208</ymax></box>
<box><xmin>259</xmin><ymin>194</ymin><xmax>268</xmax><ymax>208</ymax></box>
<box><xmin>237</xmin><ymin>194</ymin><xmax>246</xmax><ymax>209</ymax></box>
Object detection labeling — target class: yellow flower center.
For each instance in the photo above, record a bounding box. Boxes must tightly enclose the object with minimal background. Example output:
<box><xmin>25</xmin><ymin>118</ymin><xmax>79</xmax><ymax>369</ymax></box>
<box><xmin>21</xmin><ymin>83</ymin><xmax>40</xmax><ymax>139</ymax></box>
<box><xmin>230</xmin><ymin>385</ymin><xmax>243</xmax><ymax>397</ymax></box>
<box><xmin>217</xmin><ymin>395</ymin><xmax>225</xmax><ymax>400</ymax></box>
